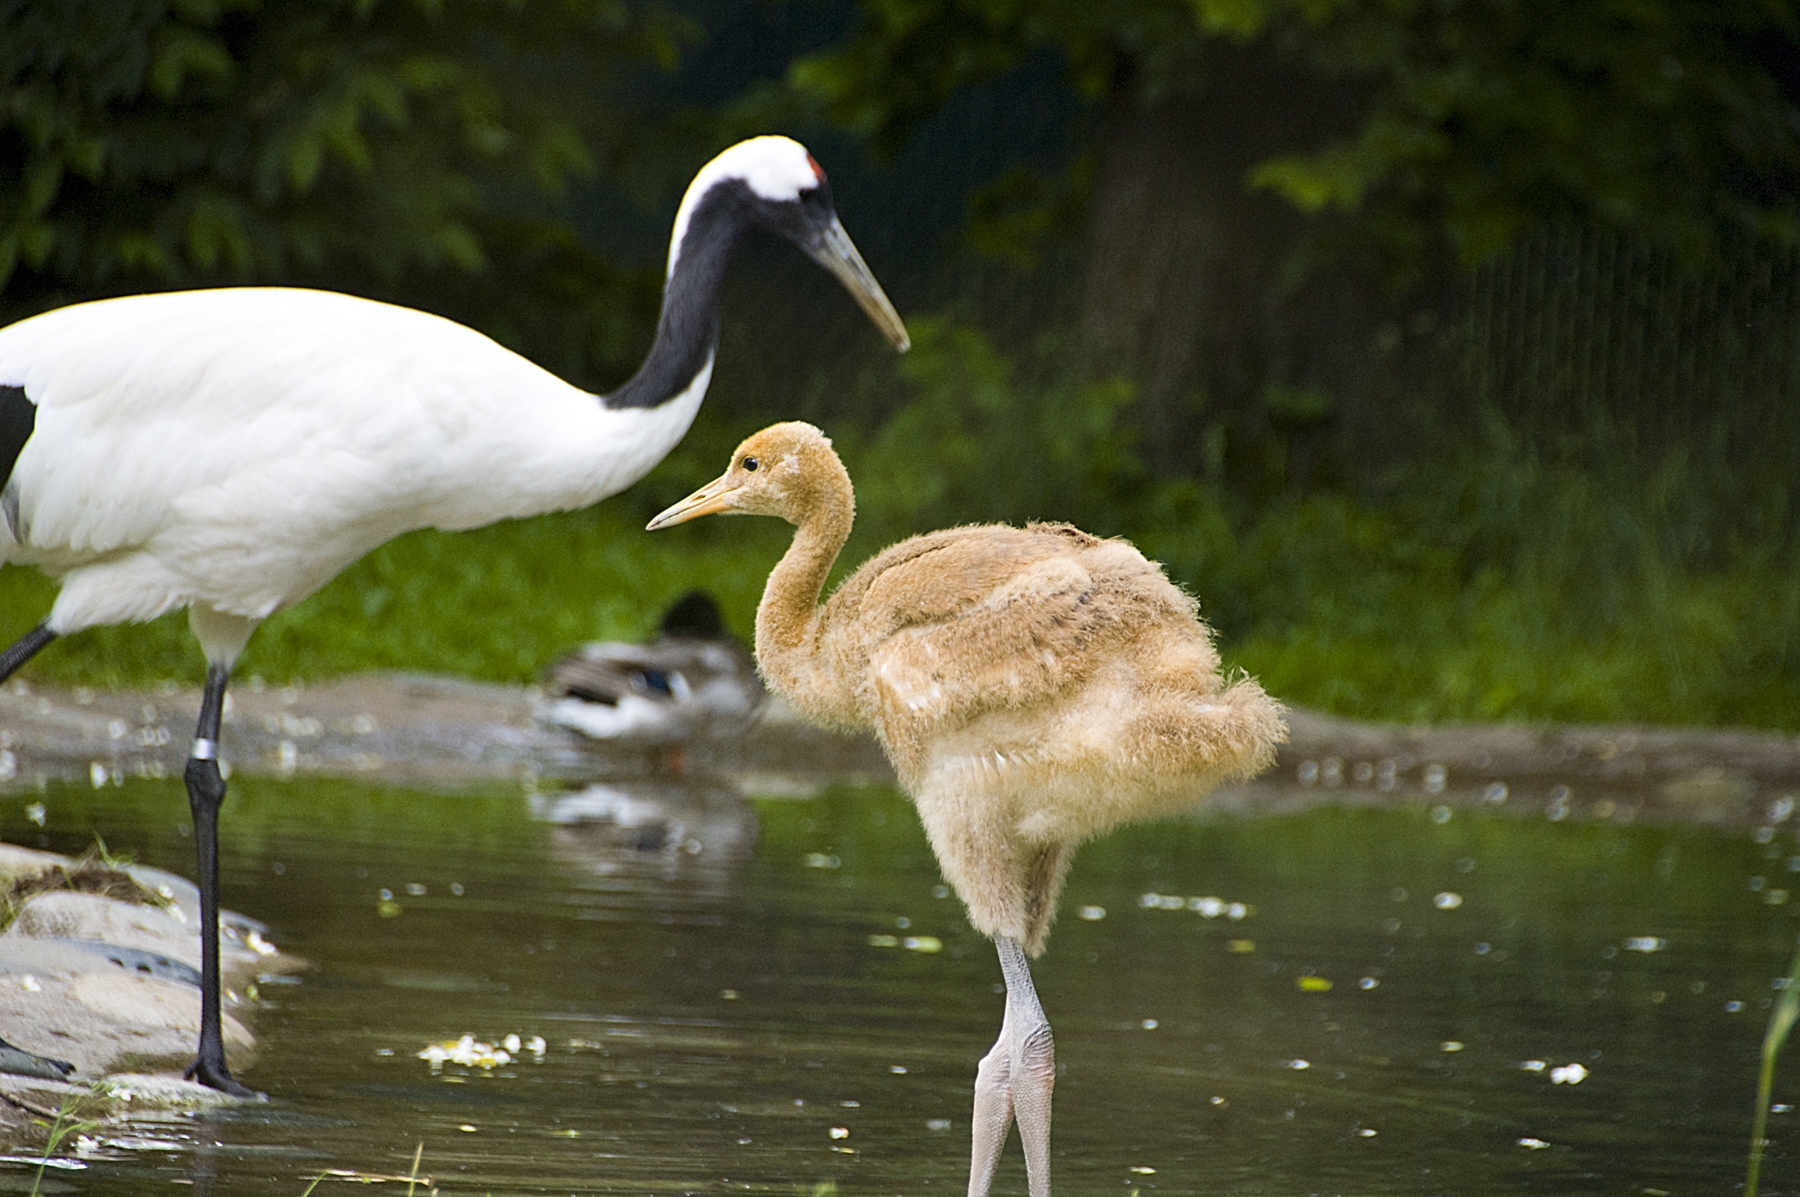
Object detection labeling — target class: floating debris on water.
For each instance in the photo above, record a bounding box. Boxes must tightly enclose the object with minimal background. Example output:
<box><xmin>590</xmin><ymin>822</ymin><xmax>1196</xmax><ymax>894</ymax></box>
<box><xmin>1433</xmin><ymin>892</ymin><xmax>1463</xmax><ymax>910</ymax></box>
<box><xmin>1286</xmin><ymin>1059</ymin><xmax>1311</xmax><ymax>1070</ymax></box>
<box><xmin>1298</xmin><ymin>976</ymin><xmax>1333</xmax><ymax>992</ymax></box>
<box><xmin>1141</xmin><ymin>1019</ymin><xmax>1159</xmax><ymax>1029</ymax></box>
<box><xmin>1139</xmin><ymin>893</ymin><xmax>1250</xmax><ymax>919</ymax></box>
<box><xmin>1078</xmin><ymin>905</ymin><xmax>1107</xmax><ymax>921</ymax></box>
<box><xmin>1129</xmin><ymin>1166</ymin><xmax>1156</xmax><ymax>1174</ymax></box>
<box><xmin>927</xmin><ymin>1119</ymin><xmax>952</xmax><ymax>1131</ymax></box>
<box><xmin>869</xmin><ymin>933</ymin><xmax>941</xmax><ymax>952</ymax></box>
<box><xmin>417</xmin><ymin>1033</ymin><xmax>540</xmax><ymax>1070</ymax></box>
<box><xmin>1441</xmin><ymin>1041</ymin><xmax>1464</xmax><ymax>1052</ymax></box>
<box><xmin>1624</xmin><ymin>937</ymin><xmax>1667</xmax><ymax>953</ymax></box>
<box><xmin>1359</xmin><ymin>977</ymin><xmax>1380</xmax><ymax>990</ymax></box>
<box><xmin>1517</xmin><ymin>1137</ymin><xmax>1549</xmax><ymax>1150</ymax></box>
<box><xmin>829</xmin><ymin>1127</ymin><xmax>850</xmax><ymax>1139</ymax></box>
<box><xmin>1519</xmin><ymin>1060</ymin><xmax>1547</xmax><ymax>1072</ymax></box>
<box><xmin>1550</xmin><ymin>1063</ymin><xmax>1588</xmax><ymax>1084</ymax></box>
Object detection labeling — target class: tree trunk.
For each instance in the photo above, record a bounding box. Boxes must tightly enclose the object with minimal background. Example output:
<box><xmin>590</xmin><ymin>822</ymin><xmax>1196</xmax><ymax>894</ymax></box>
<box><xmin>1078</xmin><ymin>42</ymin><xmax>1393</xmax><ymax>486</ymax></box>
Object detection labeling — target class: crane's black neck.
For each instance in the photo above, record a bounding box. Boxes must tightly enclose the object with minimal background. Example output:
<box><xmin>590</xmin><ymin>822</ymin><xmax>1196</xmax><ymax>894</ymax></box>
<box><xmin>603</xmin><ymin>180</ymin><xmax>770</xmax><ymax>411</ymax></box>
<box><xmin>0</xmin><ymin>385</ymin><xmax>33</xmax><ymax>491</ymax></box>
<box><xmin>1</xmin><ymin>384</ymin><xmax>35</xmax><ymax>542</ymax></box>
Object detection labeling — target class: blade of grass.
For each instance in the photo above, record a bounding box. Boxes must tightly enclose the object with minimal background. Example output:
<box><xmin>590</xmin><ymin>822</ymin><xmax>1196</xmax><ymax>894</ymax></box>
<box><xmin>1747</xmin><ymin>935</ymin><xmax>1800</xmax><ymax>1197</ymax></box>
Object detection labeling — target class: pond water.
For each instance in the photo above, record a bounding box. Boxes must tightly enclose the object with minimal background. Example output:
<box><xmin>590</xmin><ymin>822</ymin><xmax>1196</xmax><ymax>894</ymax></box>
<box><xmin>0</xmin><ymin>769</ymin><xmax>1795</xmax><ymax>1195</ymax></box>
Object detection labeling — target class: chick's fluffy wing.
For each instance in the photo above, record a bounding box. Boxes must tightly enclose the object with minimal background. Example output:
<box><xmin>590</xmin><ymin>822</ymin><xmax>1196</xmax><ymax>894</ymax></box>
<box><xmin>849</xmin><ymin>528</ymin><xmax>1112</xmax><ymax>727</ymax></box>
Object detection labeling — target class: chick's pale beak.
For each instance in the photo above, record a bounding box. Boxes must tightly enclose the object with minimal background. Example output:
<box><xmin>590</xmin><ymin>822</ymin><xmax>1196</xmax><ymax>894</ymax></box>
<box><xmin>647</xmin><ymin>475</ymin><xmax>740</xmax><ymax>531</ymax></box>
<box><xmin>806</xmin><ymin>215</ymin><xmax>910</xmax><ymax>352</ymax></box>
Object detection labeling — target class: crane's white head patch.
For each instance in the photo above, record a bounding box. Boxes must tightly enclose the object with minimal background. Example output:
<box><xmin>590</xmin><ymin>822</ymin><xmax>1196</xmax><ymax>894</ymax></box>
<box><xmin>667</xmin><ymin>136</ymin><xmax>824</xmax><ymax>275</ymax></box>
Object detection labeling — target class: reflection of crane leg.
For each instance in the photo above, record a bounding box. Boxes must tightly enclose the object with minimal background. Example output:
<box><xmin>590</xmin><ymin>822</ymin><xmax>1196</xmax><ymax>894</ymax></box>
<box><xmin>968</xmin><ymin>936</ymin><xmax>1054</xmax><ymax>1197</ymax></box>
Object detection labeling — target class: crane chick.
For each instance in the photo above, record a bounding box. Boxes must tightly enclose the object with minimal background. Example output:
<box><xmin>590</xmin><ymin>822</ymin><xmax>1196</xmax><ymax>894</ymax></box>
<box><xmin>649</xmin><ymin>421</ymin><xmax>1286</xmax><ymax>1197</ymax></box>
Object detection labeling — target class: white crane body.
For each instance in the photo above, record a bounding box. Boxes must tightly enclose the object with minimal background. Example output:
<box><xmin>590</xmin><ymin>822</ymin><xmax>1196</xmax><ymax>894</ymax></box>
<box><xmin>0</xmin><ymin>288</ymin><xmax>712</xmax><ymax>640</ymax></box>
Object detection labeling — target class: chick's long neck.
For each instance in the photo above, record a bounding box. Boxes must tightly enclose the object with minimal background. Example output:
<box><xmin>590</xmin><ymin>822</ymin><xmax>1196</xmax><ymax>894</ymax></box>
<box><xmin>753</xmin><ymin>456</ymin><xmax>856</xmax><ymax>722</ymax></box>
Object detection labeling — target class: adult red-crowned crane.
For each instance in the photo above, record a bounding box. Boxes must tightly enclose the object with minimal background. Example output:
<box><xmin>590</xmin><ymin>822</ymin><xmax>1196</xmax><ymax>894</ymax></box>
<box><xmin>0</xmin><ymin>136</ymin><xmax>909</xmax><ymax>1097</ymax></box>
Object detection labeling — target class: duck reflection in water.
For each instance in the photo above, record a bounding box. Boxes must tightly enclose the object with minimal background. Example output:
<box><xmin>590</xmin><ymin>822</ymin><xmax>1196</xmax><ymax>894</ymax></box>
<box><xmin>533</xmin><ymin>776</ymin><xmax>759</xmax><ymax>892</ymax></box>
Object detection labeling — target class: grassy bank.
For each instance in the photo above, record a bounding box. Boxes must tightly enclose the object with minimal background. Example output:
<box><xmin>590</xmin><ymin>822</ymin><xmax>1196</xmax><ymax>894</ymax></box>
<box><xmin>3</xmin><ymin>319</ymin><xmax>1795</xmax><ymax>732</ymax></box>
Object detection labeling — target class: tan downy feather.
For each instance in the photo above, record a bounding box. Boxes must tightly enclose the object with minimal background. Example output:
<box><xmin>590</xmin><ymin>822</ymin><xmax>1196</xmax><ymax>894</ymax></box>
<box><xmin>650</xmin><ymin>421</ymin><xmax>1288</xmax><ymax>954</ymax></box>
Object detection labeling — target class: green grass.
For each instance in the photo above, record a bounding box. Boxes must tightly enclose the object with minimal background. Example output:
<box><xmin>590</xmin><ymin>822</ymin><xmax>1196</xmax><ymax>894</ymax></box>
<box><xmin>0</xmin><ymin>495</ymin><xmax>794</xmax><ymax>689</ymax></box>
<box><xmin>4</xmin><ymin>316</ymin><xmax>1796</xmax><ymax>732</ymax></box>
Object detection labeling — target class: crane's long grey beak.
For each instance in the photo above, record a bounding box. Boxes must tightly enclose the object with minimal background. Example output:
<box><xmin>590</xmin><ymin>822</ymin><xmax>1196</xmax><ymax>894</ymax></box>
<box><xmin>647</xmin><ymin>474</ymin><xmax>740</xmax><ymax>531</ymax></box>
<box><xmin>807</xmin><ymin>216</ymin><xmax>910</xmax><ymax>352</ymax></box>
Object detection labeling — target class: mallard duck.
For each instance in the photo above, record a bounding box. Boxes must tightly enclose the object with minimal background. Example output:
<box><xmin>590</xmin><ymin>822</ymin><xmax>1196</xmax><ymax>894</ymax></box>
<box><xmin>542</xmin><ymin>591</ymin><xmax>766</xmax><ymax>746</ymax></box>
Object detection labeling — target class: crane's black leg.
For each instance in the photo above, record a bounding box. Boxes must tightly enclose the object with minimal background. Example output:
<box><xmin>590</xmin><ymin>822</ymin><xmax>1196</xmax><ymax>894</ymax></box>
<box><xmin>0</xmin><ymin>623</ymin><xmax>54</xmax><ymax>682</ymax></box>
<box><xmin>183</xmin><ymin>662</ymin><xmax>259</xmax><ymax>1098</ymax></box>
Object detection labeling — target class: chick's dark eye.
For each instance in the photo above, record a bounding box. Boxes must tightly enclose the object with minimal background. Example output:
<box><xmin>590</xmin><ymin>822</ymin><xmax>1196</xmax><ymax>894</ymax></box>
<box><xmin>742</xmin><ymin>456</ymin><xmax>759</xmax><ymax>472</ymax></box>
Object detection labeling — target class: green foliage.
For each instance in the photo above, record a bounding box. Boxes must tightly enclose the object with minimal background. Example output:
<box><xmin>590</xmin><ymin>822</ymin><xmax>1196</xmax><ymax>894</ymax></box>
<box><xmin>843</xmin><ymin>316</ymin><xmax>1147</xmax><ymax>541</ymax></box>
<box><xmin>787</xmin><ymin>0</ymin><xmax>1800</xmax><ymax>273</ymax></box>
<box><xmin>0</xmin><ymin>0</ymin><xmax>695</xmax><ymax>382</ymax></box>
<box><xmin>1252</xmin><ymin>0</ymin><xmax>1800</xmax><ymax>271</ymax></box>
